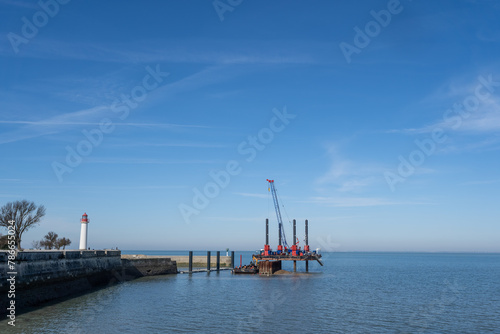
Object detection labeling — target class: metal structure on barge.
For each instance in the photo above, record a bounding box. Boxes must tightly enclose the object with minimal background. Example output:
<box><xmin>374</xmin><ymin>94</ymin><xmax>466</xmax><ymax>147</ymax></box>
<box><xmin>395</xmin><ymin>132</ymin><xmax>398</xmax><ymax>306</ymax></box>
<box><xmin>234</xmin><ymin>179</ymin><xmax>323</xmax><ymax>275</ymax></box>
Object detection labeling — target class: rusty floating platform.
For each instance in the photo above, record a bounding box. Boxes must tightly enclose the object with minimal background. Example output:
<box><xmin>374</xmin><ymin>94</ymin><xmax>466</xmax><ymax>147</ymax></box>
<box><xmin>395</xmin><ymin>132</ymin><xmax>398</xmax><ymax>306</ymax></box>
<box><xmin>232</xmin><ymin>264</ymin><xmax>259</xmax><ymax>274</ymax></box>
<box><xmin>253</xmin><ymin>252</ymin><xmax>323</xmax><ymax>265</ymax></box>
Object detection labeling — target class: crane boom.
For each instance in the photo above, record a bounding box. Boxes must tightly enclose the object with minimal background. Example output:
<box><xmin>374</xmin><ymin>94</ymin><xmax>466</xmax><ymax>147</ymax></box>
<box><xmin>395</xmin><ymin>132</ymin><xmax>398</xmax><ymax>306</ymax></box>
<box><xmin>267</xmin><ymin>179</ymin><xmax>288</xmax><ymax>248</ymax></box>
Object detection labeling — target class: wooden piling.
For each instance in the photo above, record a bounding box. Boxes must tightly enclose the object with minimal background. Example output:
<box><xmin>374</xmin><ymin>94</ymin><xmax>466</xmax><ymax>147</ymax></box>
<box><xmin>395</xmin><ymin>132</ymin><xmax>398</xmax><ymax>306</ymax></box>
<box><xmin>216</xmin><ymin>251</ymin><xmax>220</xmax><ymax>272</ymax></box>
<box><xmin>207</xmin><ymin>251</ymin><xmax>211</xmax><ymax>271</ymax></box>
<box><xmin>188</xmin><ymin>251</ymin><xmax>193</xmax><ymax>273</ymax></box>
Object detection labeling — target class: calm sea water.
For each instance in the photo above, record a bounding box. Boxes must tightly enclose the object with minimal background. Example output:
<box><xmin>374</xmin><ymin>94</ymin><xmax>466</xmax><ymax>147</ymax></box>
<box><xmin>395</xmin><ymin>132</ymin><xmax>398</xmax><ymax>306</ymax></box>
<box><xmin>1</xmin><ymin>252</ymin><xmax>499</xmax><ymax>333</ymax></box>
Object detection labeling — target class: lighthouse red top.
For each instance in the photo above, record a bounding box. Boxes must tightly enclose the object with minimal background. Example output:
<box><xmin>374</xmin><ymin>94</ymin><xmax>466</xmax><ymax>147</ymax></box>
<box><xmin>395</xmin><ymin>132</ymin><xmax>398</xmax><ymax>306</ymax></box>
<box><xmin>81</xmin><ymin>213</ymin><xmax>89</xmax><ymax>223</ymax></box>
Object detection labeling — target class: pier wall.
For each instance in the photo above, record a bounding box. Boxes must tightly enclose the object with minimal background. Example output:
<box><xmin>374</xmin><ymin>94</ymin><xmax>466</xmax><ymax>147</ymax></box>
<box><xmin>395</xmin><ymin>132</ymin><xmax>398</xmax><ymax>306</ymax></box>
<box><xmin>169</xmin><ymin>255</ymin><xmax>231</xmax><ymax>267</ymax></box>
<box><xmin>0</xmin><ymin>250</ymin><xmax>177</xmax><ymax>313</ymax></box>
<box><xmin>121</xmin><ymin>256</ymin><xmax>177</xmax><ymax>276</ymax></box>
<box><xmin>121</xmin><ymin>254</ymin><xmax>231</xmax><ymax>267</ymax></box>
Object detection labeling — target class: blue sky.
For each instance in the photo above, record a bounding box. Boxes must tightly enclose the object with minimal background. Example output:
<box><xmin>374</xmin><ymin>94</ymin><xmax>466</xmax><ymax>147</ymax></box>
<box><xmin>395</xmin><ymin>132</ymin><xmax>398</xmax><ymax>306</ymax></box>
<box><xmin>1</xmin><ymin>0</ymin><xmax>499</xmax><ymax>252</ymax></box>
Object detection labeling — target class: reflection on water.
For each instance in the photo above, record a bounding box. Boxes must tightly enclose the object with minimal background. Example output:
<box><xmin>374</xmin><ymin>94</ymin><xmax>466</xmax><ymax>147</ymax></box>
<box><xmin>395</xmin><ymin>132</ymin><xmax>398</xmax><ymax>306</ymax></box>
<box><xmin>1</xmin><ymin>252</ymin><xmax>499</xmax><ymax>333</ymax></box>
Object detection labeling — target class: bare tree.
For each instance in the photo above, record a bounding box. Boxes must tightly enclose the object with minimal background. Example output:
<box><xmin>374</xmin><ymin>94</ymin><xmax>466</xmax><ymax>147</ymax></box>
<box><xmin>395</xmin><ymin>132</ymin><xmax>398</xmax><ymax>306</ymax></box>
<box><xmin>56</xmin><ymin>237</ymin><xmax>71</xmax><ymax>250</ymax></box>
<box><xmin>39</xmin><ymin>232</ymin><xmax>71</xmax><ymax>250</ymax></box>
<box><xmin>0</xmin><ymin>200</ymin><xmax>46</xmax><ymax>249</ymax></box>
<box><xmin>40</xmin><ymin>231</ymin><xmax>58</xmax><ymax>250</ymax></box>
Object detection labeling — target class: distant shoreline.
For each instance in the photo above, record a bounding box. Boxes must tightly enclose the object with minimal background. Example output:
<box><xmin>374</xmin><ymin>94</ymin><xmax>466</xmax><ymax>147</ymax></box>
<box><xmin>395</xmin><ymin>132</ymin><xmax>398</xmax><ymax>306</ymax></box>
<box><xmin>122</xmin><ymin>254</ymin><xmax>232</xmax><ymax>267</ymax></box>
<box><xmin>120</xmin><ymin>250</ymin><xmax>500</xmax><ymax>254</ymax></box>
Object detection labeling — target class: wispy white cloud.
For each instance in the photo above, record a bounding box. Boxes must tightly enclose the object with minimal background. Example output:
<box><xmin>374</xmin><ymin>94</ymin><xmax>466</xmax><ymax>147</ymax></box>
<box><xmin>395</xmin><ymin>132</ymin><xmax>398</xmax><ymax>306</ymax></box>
<box><xmin>0</xmin><ymin>105</ymin><xmax>110</xmax><ymax>144</ymax></box>
<box><xmin>316</xmin><ymin>143</ymin><xmax>353</xmax><ymax>185</ymax></box>
<box><xmin>306</xmin><ymin>215</ymin><xmax>366</xmax><ymax>222</ymax></box>
<box><xmin>234</xmin><ymin>192</ymin><xmax>269</xmax><ymax>199</ymax></box>
<box><xmin>390</xmin><ymin>72</ymin><xmax>500</xmax><ymax>135</ymax></box>
<box><xmin>336</xmin><ymin>178</ymin><xmax>378</xmax><ymax>192</ymax></box>
<box><xmin>203</xmin><ymin>216</ymin><xmax>265</xmax><ymax>223</ymax></box>
<box><xmin>0</xmin><ymin>46</ymin><xmax>307</xmax><ymax>148</ymax></box>
<box><xmin>76</xmin><ymin>185</ymin><xmax>187</xmax><ymax>191</ymax></box>
<box><xmin>111</xmin><ymin>141</ymin><xmax>227</xmax><ymax>149</ymax></box>
<box><xmin>0</xmin><ymin>120</ymin><xmax>207</xmax><ymax>128</ymax></box>
<box><xmin>316</xmin><ymin>142</ymin><xmax>386</xmax><ymax>193</ymax></box>
<box><xmin>84</xmin><ymin>157</ymin><xmax>219</xmax><ymax>165</ymax></box>
<box><xmin>437</xmin><ymin>136</ymin><xmax>500</xmax><ymax>154</ymax></box>
<box><xmin>0</xmin><ymin>65</ymin><xmax>232</xmax><ymax>145</ymax></box>
<box><xmin>307</xmin><ymin>196</ymin><xmax>430</xmax><ymax>207</ymax></box>
<box><xmin>386</xmin><ymin>74</ymin><xmax>500</xmax><ymax>157</ymax></box>
<box><xmin>394</xmin><ymin>99</ymin><xmax>500</xmax><ymax>134</ymax></box>
<box><xmin>1</xmin><ymin>38</ymin><xmax>329</xmax><ymax>65</ymax></box>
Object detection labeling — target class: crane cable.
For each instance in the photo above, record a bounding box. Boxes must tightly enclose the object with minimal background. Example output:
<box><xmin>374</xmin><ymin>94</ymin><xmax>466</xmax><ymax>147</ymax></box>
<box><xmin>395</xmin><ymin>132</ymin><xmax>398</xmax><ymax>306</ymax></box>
<box><xmin>274</xmin><ymin>184</ymin><xmax>293</xmax><ymax>230</ymax></box>
<box><xmin>266</xmin><ymin>179</ymin><xmax>291</xmax><ymax>248</ymax></box>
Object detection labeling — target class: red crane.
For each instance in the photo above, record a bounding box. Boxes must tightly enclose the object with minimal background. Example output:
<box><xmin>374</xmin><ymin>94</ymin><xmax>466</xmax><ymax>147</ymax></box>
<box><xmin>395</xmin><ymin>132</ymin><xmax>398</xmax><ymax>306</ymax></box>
<box><xmin>266</xmin><ymin>179</ymin><xmax>289</xmax><ymax>249</ymax></box>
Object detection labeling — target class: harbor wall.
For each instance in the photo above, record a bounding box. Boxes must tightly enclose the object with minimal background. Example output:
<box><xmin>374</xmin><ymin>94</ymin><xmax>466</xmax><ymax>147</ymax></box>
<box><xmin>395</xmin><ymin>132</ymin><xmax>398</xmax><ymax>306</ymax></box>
<box><xmin>0</xmin><ymin>250</ymin><xmax>177</xmax><ymax>314</ymax></box>
<box><xmin>121</xmin><ymin>256</ymin><xmax>177</xmax><ymax>276</ymax></box>
<box><xmin>173</xmin><ymin>255</ymin><xmax>231</xmax><ymax>267</ymax></box>
<box><xmin>121</xmin><ymin>254</ymin><xmax>232</xmax><ymax>267</ymax></box>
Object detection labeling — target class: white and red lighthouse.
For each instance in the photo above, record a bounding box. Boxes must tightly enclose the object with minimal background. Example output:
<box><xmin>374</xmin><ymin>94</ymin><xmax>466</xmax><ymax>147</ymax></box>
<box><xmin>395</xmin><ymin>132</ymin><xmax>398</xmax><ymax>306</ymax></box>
<box><xmin>79</xmin><ymin>213</ymin><xmax>89</xmax><ymax>250</ymax></box>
